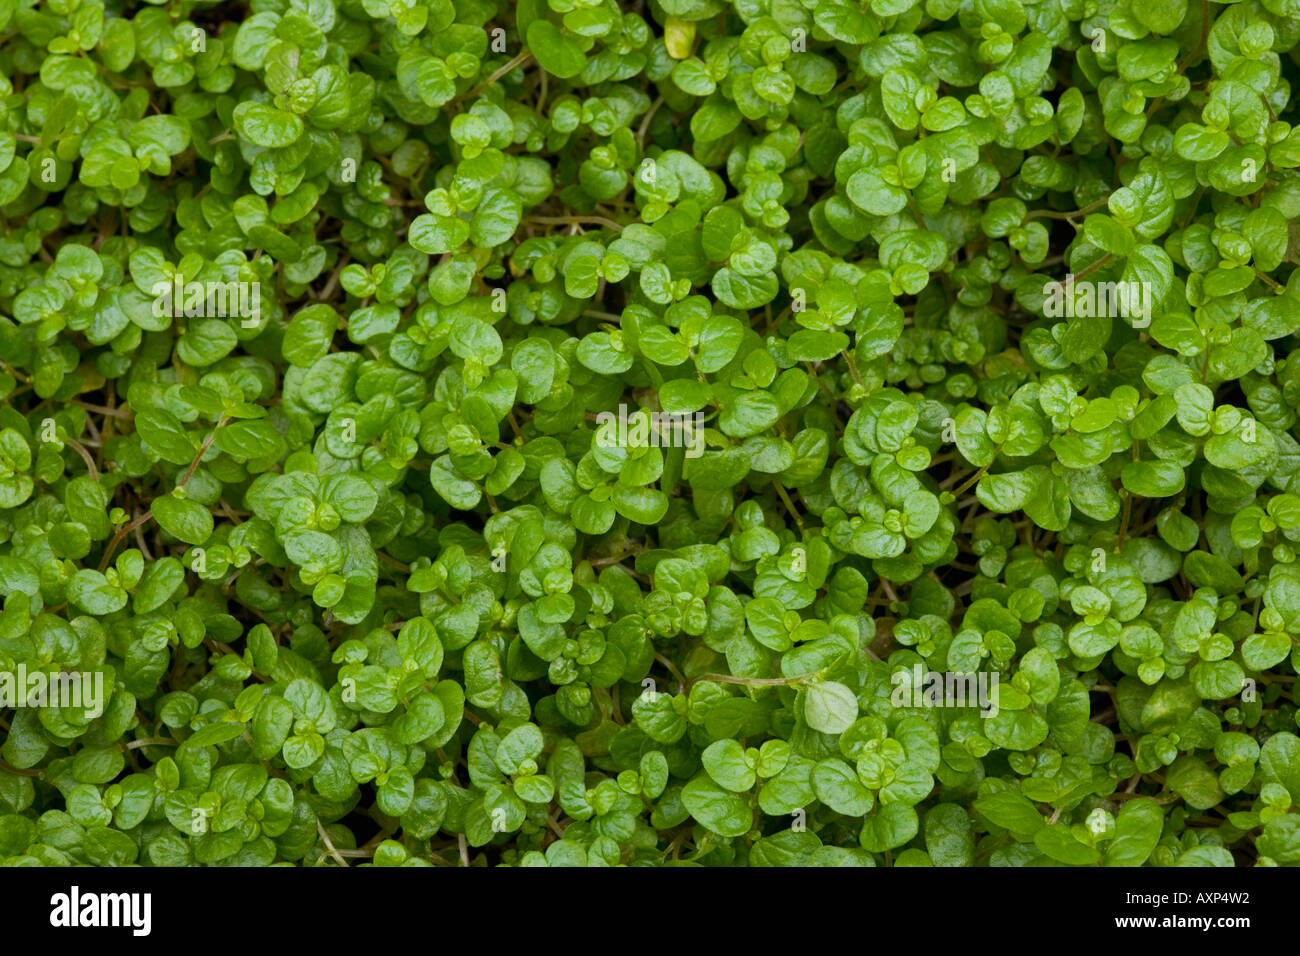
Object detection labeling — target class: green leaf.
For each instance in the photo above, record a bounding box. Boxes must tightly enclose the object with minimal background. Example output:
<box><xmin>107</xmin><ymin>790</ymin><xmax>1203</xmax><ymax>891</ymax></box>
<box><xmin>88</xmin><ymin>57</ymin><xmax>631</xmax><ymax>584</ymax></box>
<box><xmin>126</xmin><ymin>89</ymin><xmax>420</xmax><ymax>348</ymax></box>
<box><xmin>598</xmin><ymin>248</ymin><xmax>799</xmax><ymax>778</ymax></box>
<box><xmin>151</xmin><ymin>495</ymin><xmax>214</xmax><ymax>546</ymax></box>
<box><xmin>214</xmin><ymin>420</ymin><xmax>286</xmax><ymax>463</ymax></box>
<box><xmin>974</xmin><ymin>789</ymin><xmax>1045</xmax><ymax>839</ymax></box>
<box><xmin>1166</xmin><ymin>756</ymin><xmax>1226</xmax><ymax>811</ymax></box>
<box><xmin>681</xmin><ymin>776</ymin><xmax>753</xmax><ymax>837</ymax></box>
<box><xmin>702</xmin><ymin>739</ymin><xmax>757</xmax><ymax>793</ymax></box>
<box><xmin>68</xmin><ymin>569</ymin><xmax>128</xmax><ymax>615</ymax></box>
<box><xmin>526</xmin><ymin>21</ymin><xmax>586</xmax><ymax>79</ymax></box>
<box><xmin>1104</xmin><ymin>798</ymin><xmax>1164</xmax><ymax>867</ymax></box>
<box><xmin>1034</xmin><ymin>824</ymin><xmax>1101</xmax><ymax>865</ymax></box>
<box><xmin>859</xmin><ymin>803</ymin><xmax>919</xmax><ymax>852</ymax></box>
<box><xmin>802</xmin><ymin>681</ymin><xmax>858</xmax><ymax>735</ymax></box>
<box><xmin>720</xmin><ymin>390</ymin><xmax>781</xmax><ymax>439</ymax></box>
<box><xmin>233</xmin><ymin>103</ymin><xmax>304</xmax><ymax>148</ymax></box>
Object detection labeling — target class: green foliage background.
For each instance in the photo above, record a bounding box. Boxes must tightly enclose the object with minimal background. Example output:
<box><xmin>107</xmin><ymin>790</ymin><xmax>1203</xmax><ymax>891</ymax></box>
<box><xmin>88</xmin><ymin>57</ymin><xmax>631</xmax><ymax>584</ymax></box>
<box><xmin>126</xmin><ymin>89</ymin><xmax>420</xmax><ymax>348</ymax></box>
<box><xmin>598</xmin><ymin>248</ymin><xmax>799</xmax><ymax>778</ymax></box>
<box><xmin>1</xmin><ymin>0</ymin><xmax>1300</xmax><ymax>867</ymax></box>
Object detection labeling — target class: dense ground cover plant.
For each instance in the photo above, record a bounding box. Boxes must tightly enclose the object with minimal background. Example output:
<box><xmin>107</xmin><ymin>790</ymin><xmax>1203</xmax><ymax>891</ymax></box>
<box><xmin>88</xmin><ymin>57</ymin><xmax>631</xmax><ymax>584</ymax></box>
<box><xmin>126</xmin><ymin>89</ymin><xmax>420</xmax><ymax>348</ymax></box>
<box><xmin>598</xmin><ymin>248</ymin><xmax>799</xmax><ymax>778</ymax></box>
<box><xmin>0</xmin><ymin>0</ymin><xmax>1299</xmax><ymax>868</ymax></box>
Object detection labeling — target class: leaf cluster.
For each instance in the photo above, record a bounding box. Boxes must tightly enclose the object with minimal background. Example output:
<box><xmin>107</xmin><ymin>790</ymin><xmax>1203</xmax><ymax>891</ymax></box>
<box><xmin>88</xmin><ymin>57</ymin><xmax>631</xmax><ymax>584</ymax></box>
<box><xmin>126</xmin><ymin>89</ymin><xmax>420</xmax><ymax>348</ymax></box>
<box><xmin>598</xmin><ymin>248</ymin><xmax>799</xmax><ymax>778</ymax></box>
<box><xmin>0</xmin><ymin>0</ymin><xmax>1299</xmax><ymax>868</ymax></box>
